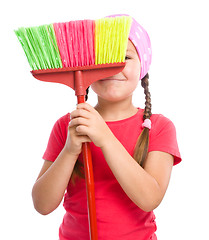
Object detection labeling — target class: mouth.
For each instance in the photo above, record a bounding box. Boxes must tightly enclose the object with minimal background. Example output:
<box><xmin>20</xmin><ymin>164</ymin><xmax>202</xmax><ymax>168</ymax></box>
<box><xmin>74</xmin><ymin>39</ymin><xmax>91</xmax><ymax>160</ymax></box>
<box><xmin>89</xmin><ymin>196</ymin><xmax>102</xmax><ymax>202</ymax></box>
<box><xmin>100</xmin><ymin>78</ymin><xmax>126</xmax><ymax>82</ymax></box>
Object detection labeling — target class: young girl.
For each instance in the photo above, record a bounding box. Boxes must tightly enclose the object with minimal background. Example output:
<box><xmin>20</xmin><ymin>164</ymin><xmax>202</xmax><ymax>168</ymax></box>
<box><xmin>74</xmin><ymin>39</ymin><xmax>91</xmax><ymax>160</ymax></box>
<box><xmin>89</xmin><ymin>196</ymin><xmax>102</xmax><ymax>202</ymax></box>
<box><xmin>32</xmin><ymin>15</ymin><xmax>181</xmax><ymax>240</ymax></box>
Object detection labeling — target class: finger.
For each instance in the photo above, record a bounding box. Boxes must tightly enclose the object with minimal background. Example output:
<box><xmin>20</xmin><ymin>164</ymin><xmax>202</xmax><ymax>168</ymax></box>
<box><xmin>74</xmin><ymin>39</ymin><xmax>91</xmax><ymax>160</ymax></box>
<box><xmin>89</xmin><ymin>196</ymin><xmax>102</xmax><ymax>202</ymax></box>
<box><xmin>70</xmin><ymin>108</ymin><xmax>91</xmax><ymax>120</ymax></box>
<box><xmin>76</xmin><ymin>103</ymin><xmax>98</xmax><ymax>114</ymax></box>
<box><xmin>69</xmin><ymin>117</ymin><xmax>89</xmax><ymax>128</ymax></box>
<box><xmin>80</xmin><ymin>136</ymin><xmax>92</xmax><ymax>143</ymax></box>
<box><xmin>75</xmin><ymin>125</ymin><xmax>90</xmax><ymax>136</ymax></box>
<box><xmin>68</xmin><ymin>125</ymin><xmax>91</xmax><ymax>141</ymax></box>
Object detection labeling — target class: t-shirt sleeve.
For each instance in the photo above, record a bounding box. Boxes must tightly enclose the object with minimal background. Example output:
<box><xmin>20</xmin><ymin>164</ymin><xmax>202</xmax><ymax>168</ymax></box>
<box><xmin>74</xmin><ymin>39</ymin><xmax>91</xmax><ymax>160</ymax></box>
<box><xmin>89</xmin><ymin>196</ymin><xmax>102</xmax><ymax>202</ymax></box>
<box><xmin>42</xmin><ymin>114</ymin><xmax>69</xmax><ymax>162</ymax></box>
<box><xmin>148</xmin><ymin>114</ymin><xmax>181</xmax><ymax>165</ymax></box>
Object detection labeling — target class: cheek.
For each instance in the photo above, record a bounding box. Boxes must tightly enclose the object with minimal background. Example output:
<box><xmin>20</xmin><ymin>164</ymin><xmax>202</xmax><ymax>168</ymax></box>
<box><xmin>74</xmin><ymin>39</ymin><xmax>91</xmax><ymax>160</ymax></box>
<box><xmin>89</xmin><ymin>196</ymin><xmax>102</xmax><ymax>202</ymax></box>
<box><xmin>91</xmin><ymin>82</ymin><xmax>100</xmax><ymax>94</ymax></box>
<box><xmin>123</xmin><ymin>69</ymin><xmax>140</xmax><ymax>85</ymax></box>
<box><xmin>123</xmin><ymin>60</ymin><xmax>141</xmax><ymax>81</ymax></box>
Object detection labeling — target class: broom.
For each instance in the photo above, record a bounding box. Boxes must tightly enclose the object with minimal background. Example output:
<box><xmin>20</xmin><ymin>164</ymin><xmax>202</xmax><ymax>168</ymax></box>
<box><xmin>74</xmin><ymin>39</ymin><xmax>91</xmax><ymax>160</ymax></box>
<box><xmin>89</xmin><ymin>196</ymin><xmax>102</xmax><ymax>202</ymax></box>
<box><xmin>15</xmin><ymin>16</ymin><xmax>132</xmax><ymax>240</ymax></box>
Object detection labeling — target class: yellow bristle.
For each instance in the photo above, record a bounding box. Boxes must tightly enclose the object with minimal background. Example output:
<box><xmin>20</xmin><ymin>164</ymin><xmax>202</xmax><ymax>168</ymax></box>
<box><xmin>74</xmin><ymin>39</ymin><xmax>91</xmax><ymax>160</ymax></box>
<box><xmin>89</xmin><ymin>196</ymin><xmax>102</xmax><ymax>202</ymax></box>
<box><xmin>95</xmin><ymin>16</ymin><xmax>132</xmax><ymax>65</ymax></box>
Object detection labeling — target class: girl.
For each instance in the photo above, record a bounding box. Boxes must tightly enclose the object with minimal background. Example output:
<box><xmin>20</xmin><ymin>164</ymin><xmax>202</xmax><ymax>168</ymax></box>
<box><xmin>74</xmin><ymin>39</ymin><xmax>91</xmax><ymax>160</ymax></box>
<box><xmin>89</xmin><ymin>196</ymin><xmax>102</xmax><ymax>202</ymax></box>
<box><xmin>32</xmin><ymin>15</ymin><xmax>181</xmax><ymax>240</ymax></box>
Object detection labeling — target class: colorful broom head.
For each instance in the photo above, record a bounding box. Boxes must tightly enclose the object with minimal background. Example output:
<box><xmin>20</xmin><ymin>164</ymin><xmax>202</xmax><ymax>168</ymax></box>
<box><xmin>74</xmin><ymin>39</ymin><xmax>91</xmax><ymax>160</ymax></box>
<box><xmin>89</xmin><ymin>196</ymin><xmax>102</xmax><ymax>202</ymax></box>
<box><xmin>15</xmin><ymin>16</ymin><xmax>132</xmax><ymax>70</ymax></box>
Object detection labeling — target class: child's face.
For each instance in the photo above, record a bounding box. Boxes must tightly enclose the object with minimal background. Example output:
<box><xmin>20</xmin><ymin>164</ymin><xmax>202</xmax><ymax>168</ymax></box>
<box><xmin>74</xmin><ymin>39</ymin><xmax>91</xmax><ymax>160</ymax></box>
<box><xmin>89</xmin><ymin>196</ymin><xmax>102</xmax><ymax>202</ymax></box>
<box><xmin>91</xmin><ymin>40</ymin><xmax>141</xmax><ymax>102</ymax></box>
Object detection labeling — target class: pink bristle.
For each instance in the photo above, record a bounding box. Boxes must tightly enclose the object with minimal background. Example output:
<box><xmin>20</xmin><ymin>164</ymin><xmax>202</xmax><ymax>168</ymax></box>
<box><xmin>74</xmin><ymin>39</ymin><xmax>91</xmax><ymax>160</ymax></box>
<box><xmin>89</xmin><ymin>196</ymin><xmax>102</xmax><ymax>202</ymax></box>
<box><xmin>83</xmin><ymin>20</ymin><xmax>95</xmax><ymax>66</ymax></box>
<box><xmin>77</xmin><ymin>21</ymin><xmax>84</xmax><ymax>66</ymax></box>
<box><xmin>66</xmin><ymin>22</ymin><xmax>74</xmax><ymax>67</ymax></box>
<box><xmin>83</xmin><ymin>20</ymin><xmax>93</xmax><ymax>65</ymax></box>
<box><xmin>54</xmin><ymin>20</ymin><xmax>95</xmax><ymax>67</ymax></box>
<box><xmin>53</xmin><ymin>23</ymin><xmax>70</xmax><ymax>67</ymax></box>
<box><xmin>89</xmin><ymin>20</ymin><xmax>95</xmax><ymax>65</ymax></box>
<box><xmin>73</xmin><ymin>21</ymin><xmax>79</xmax><ymax>67</ymax></box>
<box><xmin>82</xmin><ymin>21</ymin><xmax>87</xmax><ymax>65</ymax></box>
<box><xmin>62</xmin><ymin>23</ymin><xmax>70</xmax><ymax>67</ymax></box>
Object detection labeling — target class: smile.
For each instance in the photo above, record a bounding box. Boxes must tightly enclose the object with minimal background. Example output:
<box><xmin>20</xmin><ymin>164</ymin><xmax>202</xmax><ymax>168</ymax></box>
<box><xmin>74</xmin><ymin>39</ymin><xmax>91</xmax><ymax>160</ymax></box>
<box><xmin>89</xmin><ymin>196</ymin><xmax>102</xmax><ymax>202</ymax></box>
<box><xmin>100</xmin><ymin>78</ymin><xmax>126</xmax><ymax>82</ymax></box>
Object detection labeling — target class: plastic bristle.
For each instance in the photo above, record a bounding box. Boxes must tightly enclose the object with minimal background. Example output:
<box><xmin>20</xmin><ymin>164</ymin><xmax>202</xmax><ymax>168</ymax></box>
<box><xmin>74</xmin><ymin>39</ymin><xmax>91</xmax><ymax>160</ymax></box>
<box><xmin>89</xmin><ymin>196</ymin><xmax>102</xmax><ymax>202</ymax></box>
<box><xmin>29</xmin><ymin>26</ymin><xmax>49</xmax><ymax>69</ymax></box>
<box><xmin>53</xmin><ymin>23</ymin><xmax>69</xmax><ymax>67</ymax></box>
<box><xmin>15</xmin><ymin>16</ymin><xmax>131</xmax><ymax>70</ymax></box>
<box><xmin>54</xmin><ymin>20</ymin><xmax>95</xmax><ymax>67</ymax></box>
<box><xmin>46</xmin><ymin>24</ymin><xmax>63</xmax><ymax>69</ymax></box>
<box><xmin>15</xmin><ymin>24</ymin><xmax>63</xmax><ymax>70</ymax></box>
<box><xmin>95</xmin><ymin>16</ymin><xmax>132</xmax><ymax>65</ymax></box>
<box><xmin>15</xmin><ymin>27</ymin><xmax>40</xmax><ymax>70</ymax></box>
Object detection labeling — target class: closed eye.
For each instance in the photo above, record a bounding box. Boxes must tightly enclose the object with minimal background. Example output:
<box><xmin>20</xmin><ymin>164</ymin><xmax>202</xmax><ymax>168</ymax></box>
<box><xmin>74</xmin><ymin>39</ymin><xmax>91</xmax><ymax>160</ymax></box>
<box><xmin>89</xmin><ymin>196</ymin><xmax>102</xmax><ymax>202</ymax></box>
<box><xmin>125</xmin><ymin>56</ymin><xmax>132</xmax><ymax>60</ymax></box>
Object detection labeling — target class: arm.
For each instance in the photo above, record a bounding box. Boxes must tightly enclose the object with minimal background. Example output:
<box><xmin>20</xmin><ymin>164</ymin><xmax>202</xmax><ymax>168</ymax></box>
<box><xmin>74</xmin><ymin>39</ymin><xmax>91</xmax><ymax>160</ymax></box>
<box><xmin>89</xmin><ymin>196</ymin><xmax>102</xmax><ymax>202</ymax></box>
<box><xmin>70</xmin><ymin>103</ymin><xmax>174</xmax><ymax>212</ymax></box>
<box><xmin>32</xmin><ymin>150</ymin><xmax>77</xmax><ymax>215</ymax></box>
<box><xmin>101</xmin><ymin>140</ymin><xmax>173</xmax><ymax>212</ymax></box>
<box><xmin>32</xmin><ymin>123</ymin><xmax>91</xmax><ymax>215</ymax></box>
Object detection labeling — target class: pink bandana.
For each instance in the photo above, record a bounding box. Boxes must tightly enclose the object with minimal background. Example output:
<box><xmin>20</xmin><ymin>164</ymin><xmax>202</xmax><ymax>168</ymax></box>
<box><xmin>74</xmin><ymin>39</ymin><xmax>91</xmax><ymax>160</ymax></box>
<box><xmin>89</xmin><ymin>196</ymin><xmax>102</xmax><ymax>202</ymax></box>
<box><xmin>107</xmin><ymin>14</ymin><xmax>152</xmax><ymax>79</ymax></box>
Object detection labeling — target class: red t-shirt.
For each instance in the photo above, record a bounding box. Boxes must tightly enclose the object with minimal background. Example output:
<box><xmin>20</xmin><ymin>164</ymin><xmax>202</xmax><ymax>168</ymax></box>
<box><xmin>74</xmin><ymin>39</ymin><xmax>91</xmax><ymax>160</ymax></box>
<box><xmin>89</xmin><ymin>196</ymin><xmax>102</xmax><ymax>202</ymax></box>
<box><xmin>43</xmin><ymin>108</ymin><xmax>181</xmax><ymax>240</ymax></box>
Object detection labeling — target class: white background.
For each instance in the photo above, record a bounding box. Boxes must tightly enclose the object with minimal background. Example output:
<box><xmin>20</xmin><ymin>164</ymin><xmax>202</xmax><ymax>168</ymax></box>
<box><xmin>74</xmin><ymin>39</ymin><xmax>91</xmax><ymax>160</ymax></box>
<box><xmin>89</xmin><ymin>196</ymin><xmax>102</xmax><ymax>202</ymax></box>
<box><xmin>1</xmin><ymin>0</ymin><xmax>208</xmax><ymax>239</ymax></box>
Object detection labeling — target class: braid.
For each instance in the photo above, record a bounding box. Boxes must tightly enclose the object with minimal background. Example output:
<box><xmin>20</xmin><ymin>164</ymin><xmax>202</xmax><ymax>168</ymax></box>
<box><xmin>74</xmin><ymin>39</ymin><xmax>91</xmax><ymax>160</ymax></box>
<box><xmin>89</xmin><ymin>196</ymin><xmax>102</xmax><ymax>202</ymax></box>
<box><xmin>133</xmin><ymin>73</ymin><xmax>152</xmax><ymax>167</ymax></box>
<box><xmin>141</xmin><ymin>73</ymin><xmax>152</xmax><ymax>120</ymax></box>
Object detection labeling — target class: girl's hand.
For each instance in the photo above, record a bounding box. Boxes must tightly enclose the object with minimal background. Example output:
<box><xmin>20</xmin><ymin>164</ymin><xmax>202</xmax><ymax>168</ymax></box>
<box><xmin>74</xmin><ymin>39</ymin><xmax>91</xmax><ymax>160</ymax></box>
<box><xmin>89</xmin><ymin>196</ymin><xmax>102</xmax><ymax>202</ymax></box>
<box><xmin>64</xmin><ymin>120</ymin><xmax>92</xmax><ymax>157</ymax></box>
<box><xmin>69</xmin><ymin>103</ymin><xmax>114</xmax><ymax>148</ymax></box>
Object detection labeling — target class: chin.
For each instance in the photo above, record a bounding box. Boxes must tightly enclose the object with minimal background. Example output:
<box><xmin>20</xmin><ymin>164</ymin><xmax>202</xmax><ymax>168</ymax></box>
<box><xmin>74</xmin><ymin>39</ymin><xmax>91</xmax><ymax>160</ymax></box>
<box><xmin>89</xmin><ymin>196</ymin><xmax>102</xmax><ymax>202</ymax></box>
<box><xmin>99</xmin><ymin>93</ymin><xmax>129</xmax><ymax>102</ymax></box>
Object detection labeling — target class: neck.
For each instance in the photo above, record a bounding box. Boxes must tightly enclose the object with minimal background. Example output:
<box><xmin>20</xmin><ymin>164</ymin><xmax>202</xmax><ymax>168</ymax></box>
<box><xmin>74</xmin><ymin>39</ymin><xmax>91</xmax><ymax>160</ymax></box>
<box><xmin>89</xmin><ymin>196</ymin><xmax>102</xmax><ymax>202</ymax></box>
<box><xmin>94</xmin><ymin>96</ymin><xmax>138</xmax><ymax>121</ymax></box>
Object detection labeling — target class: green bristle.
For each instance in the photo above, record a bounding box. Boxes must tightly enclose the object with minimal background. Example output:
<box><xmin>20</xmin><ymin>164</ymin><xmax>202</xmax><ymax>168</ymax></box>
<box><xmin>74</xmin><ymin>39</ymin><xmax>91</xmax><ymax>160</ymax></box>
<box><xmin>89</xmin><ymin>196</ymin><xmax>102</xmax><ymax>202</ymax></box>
<box><xmin>45</xmin><ymin>24</ymin><xmax>63</xmax><ymax>69</ymax></box>
<box><xmin>15</xmin><ymin>27</ymin><xmax>40</xmax><ymax>70</ymax></box>
<box><xmin>95</xmin><ymin>16</ymin><xmax>132</xmax><ymax>65</ymax></box>
<box><xmin>15</xmin><ymin>24</ymin><xmax>62</xmax><ymax>70</ymax></box>
<box><xmin>27</xmin><ymin>27</ymin><xmax>47</xmax><ymax>69</ymax></box>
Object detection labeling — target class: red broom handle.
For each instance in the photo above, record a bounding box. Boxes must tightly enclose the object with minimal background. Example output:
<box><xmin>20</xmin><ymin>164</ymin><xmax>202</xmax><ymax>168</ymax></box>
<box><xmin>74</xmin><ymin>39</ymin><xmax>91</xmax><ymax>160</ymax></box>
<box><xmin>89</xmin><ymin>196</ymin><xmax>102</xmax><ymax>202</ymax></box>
<box><xmin>76</xmin><ymin>71</ymin><xmax>98</xmax><ymax>240</ymax></box>
<box><xmin>77</xmin><ymin>95</ymin><xmax>98</xmax><ymax>240</ymax></box>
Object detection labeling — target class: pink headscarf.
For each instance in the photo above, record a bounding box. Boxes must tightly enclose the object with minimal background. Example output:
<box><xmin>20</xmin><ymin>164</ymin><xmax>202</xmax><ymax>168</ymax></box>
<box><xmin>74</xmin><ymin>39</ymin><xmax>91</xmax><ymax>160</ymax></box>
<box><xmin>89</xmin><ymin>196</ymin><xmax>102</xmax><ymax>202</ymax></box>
<box><xmin>107</xmin><ymin>14</ymin><xmax>152</xmax><ymax>79</ymax></box>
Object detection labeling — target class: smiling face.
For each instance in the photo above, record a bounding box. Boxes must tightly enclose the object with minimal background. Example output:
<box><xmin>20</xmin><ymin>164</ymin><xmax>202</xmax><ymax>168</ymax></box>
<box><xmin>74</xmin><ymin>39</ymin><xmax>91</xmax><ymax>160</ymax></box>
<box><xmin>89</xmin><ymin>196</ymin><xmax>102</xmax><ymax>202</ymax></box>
<box><xmin>91</xmin><ymin>40</ymin><xmax>141</xmax><ymax>103</ymax></box>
